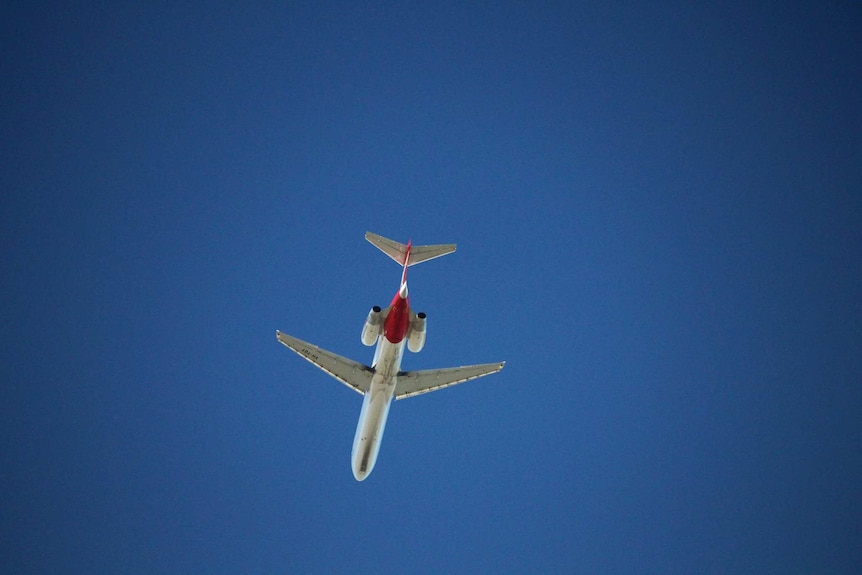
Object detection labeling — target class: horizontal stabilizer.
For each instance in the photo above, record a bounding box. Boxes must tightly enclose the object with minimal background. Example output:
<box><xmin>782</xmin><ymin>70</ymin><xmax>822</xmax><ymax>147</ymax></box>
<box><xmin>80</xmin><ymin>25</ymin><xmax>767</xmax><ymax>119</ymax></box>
<box><xmin>394</xmin><ymin>362</ymin><xmax>505</xmax><ymax>400</ymax></box>
<box><xmin>366</xmin><ymin>231</ymin><xmax>456</xmax><ymax>266</ymax></box>
<box><xmin>276</xmin><ymin>331</ymin><xmax>374</xmax><ymax>395</ymax></box>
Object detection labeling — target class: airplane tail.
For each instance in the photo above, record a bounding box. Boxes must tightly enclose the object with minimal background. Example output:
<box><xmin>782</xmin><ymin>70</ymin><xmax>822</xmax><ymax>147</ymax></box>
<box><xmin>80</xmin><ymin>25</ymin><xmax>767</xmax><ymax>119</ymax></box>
<box><xmin>365</xmin><ymin>232</ymin><xmax>456</xmax><ymax>267</ymax></box>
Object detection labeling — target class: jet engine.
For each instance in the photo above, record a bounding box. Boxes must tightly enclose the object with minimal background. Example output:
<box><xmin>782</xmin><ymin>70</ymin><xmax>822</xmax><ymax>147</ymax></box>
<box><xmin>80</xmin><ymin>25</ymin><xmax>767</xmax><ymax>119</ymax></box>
<box><xmin>361</xmin><ymin>306</ymin><xmax>383</xmax><ymax>346</ymax></box>
<box><xmin>407</xmin><ymin>312</ymin><xmax>427</xmax><ymax>352</ymax></box>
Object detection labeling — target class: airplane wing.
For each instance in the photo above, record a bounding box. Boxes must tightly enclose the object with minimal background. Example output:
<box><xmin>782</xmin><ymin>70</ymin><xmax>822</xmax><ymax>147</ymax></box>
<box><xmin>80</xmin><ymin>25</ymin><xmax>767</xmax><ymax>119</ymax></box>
<box><xmin>276</xmin><ymin>331</ymin><xmax>374</xmax><ymax>395</ymax></box>
<box><xmin>394</xmin><ymin>362</ymin><xmax>505</xmax><ymax>400</ymax></box>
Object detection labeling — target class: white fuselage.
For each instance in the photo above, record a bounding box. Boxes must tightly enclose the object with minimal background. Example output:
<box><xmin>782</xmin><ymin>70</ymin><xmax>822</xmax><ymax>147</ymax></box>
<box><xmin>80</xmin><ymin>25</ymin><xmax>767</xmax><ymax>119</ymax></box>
<box><xmin>351</xmin><ymin>335</ymin><xmax>406</xmax><ymax>480</ymax></box>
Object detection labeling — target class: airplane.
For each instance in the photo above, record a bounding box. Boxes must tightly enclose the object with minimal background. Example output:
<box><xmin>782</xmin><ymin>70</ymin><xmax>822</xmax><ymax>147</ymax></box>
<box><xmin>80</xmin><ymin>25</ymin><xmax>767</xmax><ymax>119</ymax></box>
<box><xmin>276</xmin><ymin>231</ymin><xmax>505</xmax><ymax>481</ymax></box>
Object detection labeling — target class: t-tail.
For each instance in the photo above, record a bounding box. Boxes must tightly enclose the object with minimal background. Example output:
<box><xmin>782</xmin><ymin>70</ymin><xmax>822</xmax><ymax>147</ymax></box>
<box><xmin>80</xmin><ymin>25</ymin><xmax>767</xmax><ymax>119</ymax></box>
<box><xmin>365</xmin><ymin>231</ymin><xmax>456</xmax><ymax>270</ymax></box>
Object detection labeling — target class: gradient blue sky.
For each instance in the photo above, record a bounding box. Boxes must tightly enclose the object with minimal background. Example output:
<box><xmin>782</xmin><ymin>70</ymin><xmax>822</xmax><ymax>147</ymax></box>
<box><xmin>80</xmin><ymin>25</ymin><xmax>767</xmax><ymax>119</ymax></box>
<box><xmin>3</xmin><ymin>2</ymin><xmax>861</xmax><ymax>573</ymax></box>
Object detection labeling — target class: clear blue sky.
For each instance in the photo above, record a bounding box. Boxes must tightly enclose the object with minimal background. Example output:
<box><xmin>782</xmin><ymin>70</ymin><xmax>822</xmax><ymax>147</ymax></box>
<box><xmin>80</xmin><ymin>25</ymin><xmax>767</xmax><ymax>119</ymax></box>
<box><xmin>3</xmin><ymin>2</ymin><xmax>860</xmax><ymax>573</ymax></box>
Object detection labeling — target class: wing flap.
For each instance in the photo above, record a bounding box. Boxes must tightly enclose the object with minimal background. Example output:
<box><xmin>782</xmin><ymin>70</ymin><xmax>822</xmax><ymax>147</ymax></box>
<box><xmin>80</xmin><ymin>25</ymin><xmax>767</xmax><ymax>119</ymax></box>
<box><xmin>394</xmin><ymin>362</ymin><xmax>505</xmax><ymax>400</ymax></box>
<box><xmin>276</xmin><ymin>331</ymin><xmax>374</xmax><ymax>395</ymax></box>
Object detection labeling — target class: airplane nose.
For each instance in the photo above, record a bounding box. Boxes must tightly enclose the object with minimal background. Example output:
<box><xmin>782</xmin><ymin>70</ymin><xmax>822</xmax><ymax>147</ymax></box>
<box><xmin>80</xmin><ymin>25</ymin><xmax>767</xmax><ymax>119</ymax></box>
<box><xmin>399</xmin><ymin>281</ymin><xmax>408</xmax><ymax>299</ymax></box>
<box><xmin>352</xmin><ymin>441</ymin><xmax>377</xmax><ymax>481</ymax></box>
<box><xmin>353</xmin><ymin>467</ymin><xmax>369</xmax><ymax>481</ymax></box>
<box><xmin>352</xmin><ymin>455</ymin><xmax>373</xmax><ymax>481</ymax></box>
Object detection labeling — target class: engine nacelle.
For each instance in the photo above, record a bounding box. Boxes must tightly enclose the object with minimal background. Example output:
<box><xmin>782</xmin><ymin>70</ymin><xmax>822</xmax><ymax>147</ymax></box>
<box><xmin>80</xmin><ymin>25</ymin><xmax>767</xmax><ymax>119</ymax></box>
<box><xmin>361</xmin><ymin>306</ymin><xmax>383</xmax><ymax>346</ymax></box>
<box><xmin>407</xmin><ymin>312</ymin><xmax>427</xmax><ymax>352</ymax></box>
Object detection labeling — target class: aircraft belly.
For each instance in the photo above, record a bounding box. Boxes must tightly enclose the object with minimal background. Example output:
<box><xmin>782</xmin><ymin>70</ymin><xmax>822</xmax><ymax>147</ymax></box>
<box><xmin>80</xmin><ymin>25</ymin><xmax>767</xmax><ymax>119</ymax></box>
<box><xmin>352</xmin><ymin>337</ymin><xmax>403</xmax><ymax>480</ymax></box>
<box><xmin>351</xmin><ymin>378</ymin><xmax>394</xmax><ymax>481</ymax></box>
<box><xmin>372</xmin><ymin>337</ymin><xmax>405</xmax><ymax>378</ymax></box>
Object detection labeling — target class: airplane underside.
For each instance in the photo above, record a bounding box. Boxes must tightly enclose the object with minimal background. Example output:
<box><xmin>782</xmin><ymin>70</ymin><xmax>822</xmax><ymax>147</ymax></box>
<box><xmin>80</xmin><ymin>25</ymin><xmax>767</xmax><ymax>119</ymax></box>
<box><xmin>276</xmin><ymin>232</ymin><xmax>504</xmax><ymax>480</ymax></box>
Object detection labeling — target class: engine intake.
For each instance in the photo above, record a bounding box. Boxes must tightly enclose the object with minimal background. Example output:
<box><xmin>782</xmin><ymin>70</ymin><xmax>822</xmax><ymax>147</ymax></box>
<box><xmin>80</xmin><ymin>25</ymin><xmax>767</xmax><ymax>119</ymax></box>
<box><xmin>407</xmin><ymin>312</ymin><xmax>427</xmax><ymax>352</ymax></box>
<box><xmin>361</xmin><ymin>306</ymin><xmax>383</xmax><ymax>346</ymax></box>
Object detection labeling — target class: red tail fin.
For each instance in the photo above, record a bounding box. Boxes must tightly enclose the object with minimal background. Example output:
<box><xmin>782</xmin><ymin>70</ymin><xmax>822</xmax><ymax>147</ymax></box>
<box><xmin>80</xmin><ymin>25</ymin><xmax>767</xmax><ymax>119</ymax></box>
<box><xmin>400</xmin><ymin>239</ymin><xmax>411</xmax><ymax>286</ymax></box>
